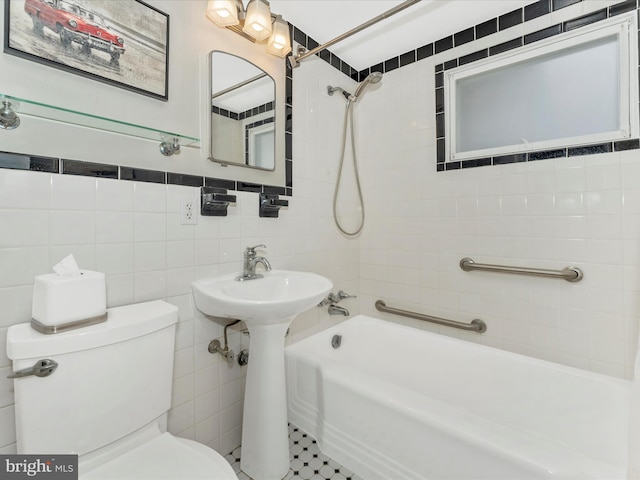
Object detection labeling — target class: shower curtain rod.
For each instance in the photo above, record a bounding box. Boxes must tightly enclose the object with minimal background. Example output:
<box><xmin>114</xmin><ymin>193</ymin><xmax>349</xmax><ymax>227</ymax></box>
<box><xmin>288</xmin><ymin>0</ymin><xmax>422</xmax><ymax>68</ymax></box>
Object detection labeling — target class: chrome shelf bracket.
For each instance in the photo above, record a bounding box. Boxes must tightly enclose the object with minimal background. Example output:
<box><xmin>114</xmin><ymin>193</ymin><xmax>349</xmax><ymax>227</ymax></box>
<box><xmin>0</xmin><ymin>101</ymin><xmax>20</xmax><ymax>130</ymax></box>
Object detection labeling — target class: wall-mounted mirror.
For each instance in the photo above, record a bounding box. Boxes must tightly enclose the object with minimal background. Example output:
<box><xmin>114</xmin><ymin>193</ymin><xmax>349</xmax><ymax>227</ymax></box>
<box><xmin>210</xmin><ymin>51</ymin><xmax>276</xmax><ymax>170</ymax></box>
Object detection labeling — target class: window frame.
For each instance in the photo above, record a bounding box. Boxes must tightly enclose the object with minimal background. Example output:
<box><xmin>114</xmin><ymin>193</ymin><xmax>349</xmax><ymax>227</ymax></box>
<box><xmin>445</xmin><ymin>13</ymin><xmax>638</xmax><ymax>163</ymax></box>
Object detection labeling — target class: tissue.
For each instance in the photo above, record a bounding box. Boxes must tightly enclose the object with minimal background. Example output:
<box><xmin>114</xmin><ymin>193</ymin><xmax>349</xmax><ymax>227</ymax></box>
<box><xmin>32</xmin><ymin>255</ymin><xmax>106</xmax><ymax>329</ymax></box>
<box><xmin>52</xmin><ymin>254</ymin><xmax>81</xmax><ymax>276</ymax></box>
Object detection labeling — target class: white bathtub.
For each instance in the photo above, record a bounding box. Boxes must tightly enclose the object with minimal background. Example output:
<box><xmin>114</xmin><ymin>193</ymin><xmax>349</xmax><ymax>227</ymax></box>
<box><xmin>285</xmin><ymin>315</ymin><xmax>631</xmax><ymax>480</ymax></box>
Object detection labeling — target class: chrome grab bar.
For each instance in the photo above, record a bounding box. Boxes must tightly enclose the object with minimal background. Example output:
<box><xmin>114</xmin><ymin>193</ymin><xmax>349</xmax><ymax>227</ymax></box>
<box><xmin>459</xmin><ymin>257</ymin><xmax>583</xmax><ymax>283</ymax></box>
<box><xmin>375</xmin><ymin>300</ymin><xmax>486</xmax><ymax>333</ymax></box>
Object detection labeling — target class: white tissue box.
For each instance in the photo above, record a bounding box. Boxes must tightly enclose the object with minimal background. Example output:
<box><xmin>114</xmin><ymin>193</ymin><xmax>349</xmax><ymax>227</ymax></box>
<box><xmin>32</xmin><ymin>270</ymin><xmax>106</xmax><ymax>328</ymax></box>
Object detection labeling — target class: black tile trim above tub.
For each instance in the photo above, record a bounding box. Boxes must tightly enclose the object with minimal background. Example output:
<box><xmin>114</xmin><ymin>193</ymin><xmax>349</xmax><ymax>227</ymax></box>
<box><xmin>527</xmin><ymin>148</ymin><xmax>567</xmax><ymax>161</ymax></box>
<box><xmin>615</xmin><ymin>138</ymin><xmax>640</xmax><ymax>150</ymax></box>
<box><xmin>493</xmin><ymin>153</ymin><xmax>527</xmax><ymax>165</ymax></box>
<box><xmin>62</xmin><ymin>159</ymin><xmax>118</xmax><ymax>178</ymax></box>
<box><xmin>0</xmin><ymin>151</ymin><xmax>59</xmax><ymax>173</ymax></box>
<box><xmin>120</xmin><ymin>166</ymin><xmax>166</xmax><ymax>184</ymax></box>
<box><xmin>167</xmin><ymin>172</ymin><xmax>204</xmax><ymax>187</ymax></box>
<box><xmin>568</xmin><ymin>142</ymin><xmax>613</xmax><ymax>156</ymax></box>
<box><xmin>443</xmin><ymin>141</ymin><xmax>639</xmax><ymax>170</ymax></box>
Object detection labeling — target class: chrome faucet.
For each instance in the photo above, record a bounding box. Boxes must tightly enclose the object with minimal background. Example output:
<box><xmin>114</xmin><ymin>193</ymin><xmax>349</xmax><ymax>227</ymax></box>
<box><xmin>237</xmin><ymin>244</ymin><xmax>272</xmax><ymax>281</ymax></box>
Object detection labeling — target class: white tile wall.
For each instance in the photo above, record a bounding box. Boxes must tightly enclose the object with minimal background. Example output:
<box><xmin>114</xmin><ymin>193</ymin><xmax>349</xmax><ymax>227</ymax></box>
<box><xmin>357</xmin><ymin>0</ymin><xmax>639</xmax><ymax>380</ymax></box>
<box><xmin>0</xmin><ymin>56</ymin><xmax>357</xmax><ymax>454</ymax></box>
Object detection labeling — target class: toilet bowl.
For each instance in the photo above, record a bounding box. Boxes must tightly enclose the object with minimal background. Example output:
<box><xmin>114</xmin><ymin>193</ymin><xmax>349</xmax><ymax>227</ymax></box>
<box><xmin>7</xmin><ymin>300</ymin><xmax>238</xmax><ymax>480</ymax></box>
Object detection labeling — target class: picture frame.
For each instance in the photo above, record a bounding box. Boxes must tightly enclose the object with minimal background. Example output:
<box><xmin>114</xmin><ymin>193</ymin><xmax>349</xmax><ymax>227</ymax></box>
<box><xmin>4</xmin><ymin>0</ymin><xmax>169</xmax><ymax>101</ymax></box>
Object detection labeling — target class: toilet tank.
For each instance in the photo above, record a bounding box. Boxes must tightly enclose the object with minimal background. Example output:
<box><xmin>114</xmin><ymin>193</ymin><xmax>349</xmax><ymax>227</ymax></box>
<box><xmin>7</xmin><ymin>300</ymin><xmax>178</xmax><ymax>455</ymax></box>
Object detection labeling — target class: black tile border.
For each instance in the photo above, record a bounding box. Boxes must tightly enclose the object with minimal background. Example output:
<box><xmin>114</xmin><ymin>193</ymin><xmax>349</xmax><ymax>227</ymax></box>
<box><xmin>0</xmin><ymin>151</ymin><xmax>58</xmax><ymax>173</ymax></box>
<box><xmin>62</xmin><ymin>159</ymin><xmax>118</xmax><ymax>178</ymax></box>
<box><xmin>0</xmin><ymin>150</ymin><xmax>290</xmax><ymax>197</ymax></box>
<box><xmin>212</xmin><ymin>101</ymin><xmax>274</xmax><ymax>121</ymax></box>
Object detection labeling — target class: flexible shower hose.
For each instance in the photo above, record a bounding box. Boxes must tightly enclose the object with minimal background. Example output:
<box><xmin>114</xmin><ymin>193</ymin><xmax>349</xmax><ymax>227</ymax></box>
<box><xmin>333</xmin><ymin>100</ymin><xmax>365</xmax><ymax>236</ymax></box>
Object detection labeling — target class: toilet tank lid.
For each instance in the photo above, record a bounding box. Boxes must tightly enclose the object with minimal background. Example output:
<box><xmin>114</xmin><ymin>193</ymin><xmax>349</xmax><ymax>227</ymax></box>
<box><xmin>7</xmin><ymin>300</ymin><xmax>178</xmax><ymax>360</ymax></box>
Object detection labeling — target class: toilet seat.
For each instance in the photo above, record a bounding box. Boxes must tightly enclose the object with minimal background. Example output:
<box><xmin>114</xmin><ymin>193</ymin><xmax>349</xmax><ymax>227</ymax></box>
<box><xmin>82</xmin><ymin>433</ymin><xmax>238</xmax><ymax>479</ymax></box>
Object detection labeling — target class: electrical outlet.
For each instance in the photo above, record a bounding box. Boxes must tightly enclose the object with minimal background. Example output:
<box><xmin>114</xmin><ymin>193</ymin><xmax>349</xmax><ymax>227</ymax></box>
<box><xmin>180</xmin><ymin>196</ymin><xmax>198</xmax><ymax>225</ymax></box>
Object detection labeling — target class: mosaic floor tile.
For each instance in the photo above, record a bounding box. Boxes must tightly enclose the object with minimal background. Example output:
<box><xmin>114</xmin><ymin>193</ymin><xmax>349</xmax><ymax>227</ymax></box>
<box><xmin>225</xmin><ymin>424</ymin><xmax>362</xmax><ymax>480</ymax></box>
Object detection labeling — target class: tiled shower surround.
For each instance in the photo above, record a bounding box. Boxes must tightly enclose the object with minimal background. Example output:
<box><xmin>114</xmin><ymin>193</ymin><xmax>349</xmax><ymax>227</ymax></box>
<box><xmin>0</xmin><ymin>0</ymin><xmax>639</xmax><ymax>468</ymax></box>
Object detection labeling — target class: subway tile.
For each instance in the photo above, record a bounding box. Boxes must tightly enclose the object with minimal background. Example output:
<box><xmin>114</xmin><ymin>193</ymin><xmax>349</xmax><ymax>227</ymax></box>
<box><xmin>167</xmin><ymin>173</ymin><xmax>203</xmax><ymax>188</ymax></box>
<box><xmin>435</xmin><ymin>36</ymin><xmax>454</xmax><ymax>54</ymax></box>
<box><xmin>50</xmin><ymin>210</ymin><xmax>95</xmax><ymax>245</ymax></box>
<box><xmin>524</xmin><ymin>24</ymin><xmax>562</xmax><ymax>45</ymax></box>
<box><xmin>417</xmin><ymin>43</ymin><xmax>434</xmax><ymax>61</ymax></box>
<box><xmin>459</xmin><ymin>49</ymin><xmax>488</xmax><ymax>66</ymax></box>
<box><xmin>96</xmin><ymin>177</ymin><xmax>134</xmax><ymax>211</ymax></box>
<box><xmin>552</xmin><ymin>0</ymin><xmax>581</xmax><ymax>10</ymax></box>
<box><xmin>609</xmin><ymin>0</ymin><xmax>636</xmax><ymax>16</ymax></box>
<box><xmin>476</xmin><ymin>18</ymin><xmax>498</xmax><ymax>39</ymax></box>
<box><xmin>568</xmin><ymin>143</ymin><xmax>613</xmax><ymax>156</ymax></box>
<box><xmin>134</xmin><ymin>182</ymin><xmax>167</xmax><ymax>213</ymax></box>
<box><xmin>489</xmin><ymin>37</ymin><xmax>523</xmax><ymax>56</ymax></box>
<box><xmin>565</xmin><ymin>9</ymin><xmax>608</xmax><ymax>32</ymax></box>
<box><xmin>400</xmin><ymin>50</ymin><xmax>416</xmax><ymax>67</ymax></box>
<box><xmin>499</xmin><ymin>8</ymin><xmax>523</xmax><ymax>30</ymax></box>
<box><xmin>62</xmin><ymin>159</ymin><xmax>118</xmax><ymax>179</ymax></box>
<box><xmin>0</xmin><ymin>210</ymin><xmax>49</xmax><ymax>248</ymax></box>
<box><xmin>0</xmin><ymin>152</ymin><xmax>58</xmax><ymax>173</ymax></box>
<box><xmin>384</xmin><ymin>56</ymin><xmax>400</xmax><ymax>72</ymax></box>
<box><xmin>121</xmin><ymin>167</ymin><xmax>166</xmax><ymax>184</ymax></box>
<box><xmin>51</xmin><ymin>173</ymin><xmax>96</xmax><ymax>210</ymax></box>
<box><xmin>454</xmin><ymin>27</ymin><xmax>475</xmax><ymax>47</ymax></box>
<box><xmin>525</xmin><ymin>0</ymin><xmax>551</xmax><ymax>21</ymax></box>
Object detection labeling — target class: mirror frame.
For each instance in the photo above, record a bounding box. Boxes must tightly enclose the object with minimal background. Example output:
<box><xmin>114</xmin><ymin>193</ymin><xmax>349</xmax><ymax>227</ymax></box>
<box><xmin>207</xmin><ymin>50</ymin><xmax>283</xmax><ymax>178</ymax></box>
<box><xmin>208</xmin><ymin>50</ymin><xmax>278</xmax><ymax>171</ymax></box>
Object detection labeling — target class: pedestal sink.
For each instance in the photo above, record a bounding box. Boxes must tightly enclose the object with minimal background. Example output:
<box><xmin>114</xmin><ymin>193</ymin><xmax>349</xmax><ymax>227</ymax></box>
<box><xmin>192</xmin><ymin>270</ymin><xmax>332</xmax><ymax>480</ymax></box>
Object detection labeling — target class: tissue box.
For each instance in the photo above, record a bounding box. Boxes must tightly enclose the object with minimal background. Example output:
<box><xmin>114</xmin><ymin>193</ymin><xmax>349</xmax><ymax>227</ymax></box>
<box><xmin>32</xmin><ymin>270</ymin><xmax>106</xmax><ymax>329</ymax></box>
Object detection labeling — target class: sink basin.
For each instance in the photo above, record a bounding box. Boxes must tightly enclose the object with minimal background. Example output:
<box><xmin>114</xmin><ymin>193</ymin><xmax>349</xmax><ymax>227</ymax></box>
<box><xmin>192</xmin><ymin>269</ymin><xmax>333</xmax><ymax>324</ymax></box>
<box><xmin>191</xmin><ymin>269</ymin><xmax>333</xmax><ymax>480</ymax></box>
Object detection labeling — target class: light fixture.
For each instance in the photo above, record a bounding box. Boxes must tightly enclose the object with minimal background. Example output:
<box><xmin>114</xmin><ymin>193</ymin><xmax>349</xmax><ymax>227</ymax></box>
<box><xmin>266</xmin><ymin>15</ymin><xmax>291</xmax><ymax>57</ymax></box>
<box><xmin>206</xmin><ymin>0</ymin><xmax>291</xmax><ymax>58</ymax></box>
<box><xmin>206</xmin><ymin>0</ymin><xmax>239</xmax><ymax>27</ymax></box>
<box><xmin>242</xmin><ymin>0</ymin><xmax>272</xmax><ymax>41</ymax></box>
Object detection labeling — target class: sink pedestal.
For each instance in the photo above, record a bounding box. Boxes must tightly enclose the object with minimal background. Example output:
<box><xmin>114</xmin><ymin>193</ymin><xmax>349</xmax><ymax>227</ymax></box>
<box><xmin>191</xmin><ymin>270</ymin><xmax>333</xmax><ymax>480</ymax></box>
<box><xmin>240</xmin><ymin>320</ymin><xmax>292</xmax><ymax>480</ymax></box>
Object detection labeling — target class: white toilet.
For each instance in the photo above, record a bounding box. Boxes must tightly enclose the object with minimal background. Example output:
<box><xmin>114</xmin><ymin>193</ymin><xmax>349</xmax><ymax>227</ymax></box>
<box><xmin>7</xmin><ymin>300</ymin><xmax>238</xmax><ymax>480</ymax></box>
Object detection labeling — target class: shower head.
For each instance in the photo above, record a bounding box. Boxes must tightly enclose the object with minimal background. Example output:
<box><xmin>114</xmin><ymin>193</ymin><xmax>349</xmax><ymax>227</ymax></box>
<box><xmin>351</xmin><ymin>72</ymin><xmax>383</xmax><ymax>102</ymax></box>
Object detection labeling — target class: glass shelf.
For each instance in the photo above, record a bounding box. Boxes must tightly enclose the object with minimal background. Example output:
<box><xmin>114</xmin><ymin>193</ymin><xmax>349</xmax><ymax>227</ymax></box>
<box><xmin>0</xmin><ymin>93</ymin><xmax>200</xmax><ymax>148</ymax></box>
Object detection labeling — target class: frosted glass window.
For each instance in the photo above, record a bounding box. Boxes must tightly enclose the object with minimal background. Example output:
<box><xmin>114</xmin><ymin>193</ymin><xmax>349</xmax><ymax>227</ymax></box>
<box><xmin>456</xmin><ymin>37</ymin><xmax>618</xmax><ymax>152</ymax></box>
<box><xmin>446</xmin><ymin>15</ymin><xmax>635</xmax><ymax>162</ymax></box>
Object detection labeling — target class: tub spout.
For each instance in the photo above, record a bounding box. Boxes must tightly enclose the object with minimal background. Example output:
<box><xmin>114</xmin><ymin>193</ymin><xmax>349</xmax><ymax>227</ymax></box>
<box><xmin>328</xmin><ymin>305</ymin><xmax>350</xmax><ymax>316</ymax></box>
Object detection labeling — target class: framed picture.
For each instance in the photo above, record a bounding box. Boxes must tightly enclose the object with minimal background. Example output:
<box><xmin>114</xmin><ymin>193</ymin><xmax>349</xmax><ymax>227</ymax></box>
<box><xmin>4</xmin><ymin>0</ymin><xmax>169</xmax><ymax>101</ymax></box>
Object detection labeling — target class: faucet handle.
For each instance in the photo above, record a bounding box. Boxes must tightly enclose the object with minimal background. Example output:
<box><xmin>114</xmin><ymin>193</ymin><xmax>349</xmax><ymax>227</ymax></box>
<box><xmin>245</xmin><ymin>244</ymin><xmax>266</xmax><ymax>254</ymax></box>
<box><xmin>337</xmin><ymin>290</ymin><xmax>356</xmax><ymax>300</ymax></box>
